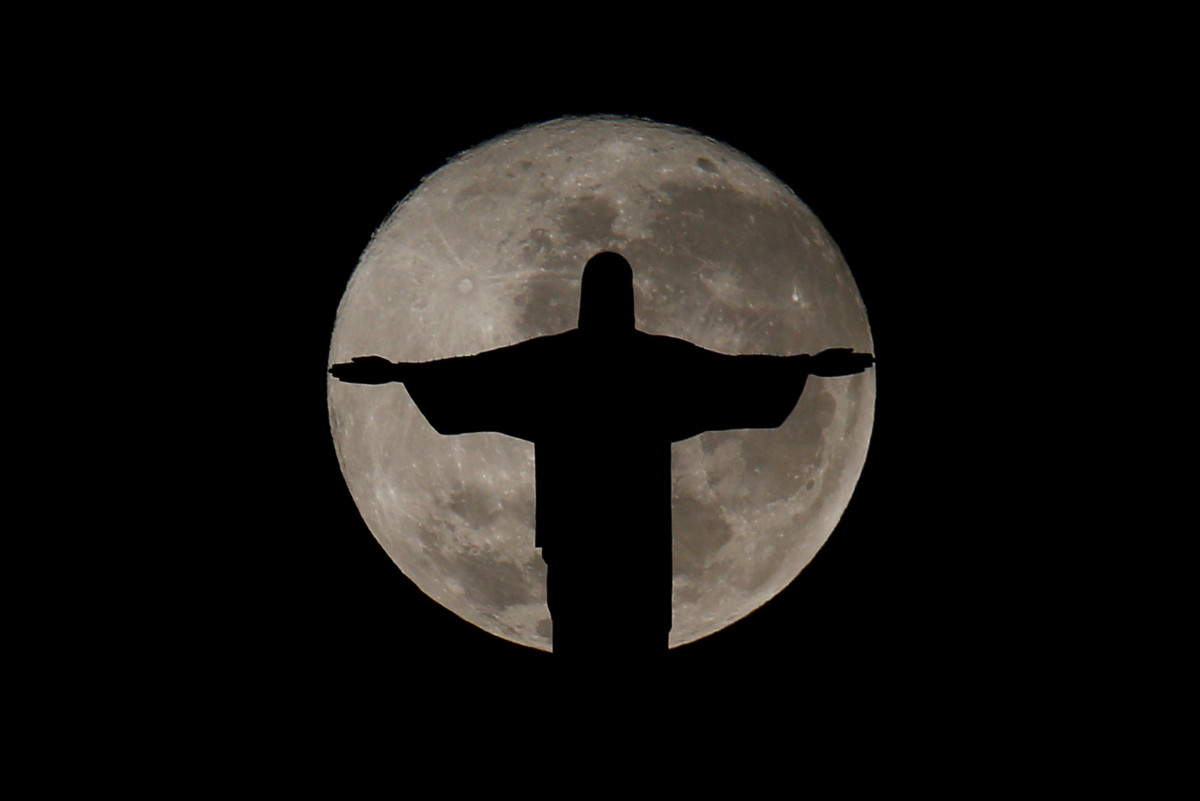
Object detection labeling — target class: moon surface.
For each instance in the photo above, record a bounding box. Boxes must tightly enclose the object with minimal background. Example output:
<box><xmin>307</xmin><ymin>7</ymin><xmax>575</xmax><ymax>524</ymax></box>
<box><xmin>328</xmin><ymin>116</ymin><xmax>874</xmax><ymax>651</ymax></box>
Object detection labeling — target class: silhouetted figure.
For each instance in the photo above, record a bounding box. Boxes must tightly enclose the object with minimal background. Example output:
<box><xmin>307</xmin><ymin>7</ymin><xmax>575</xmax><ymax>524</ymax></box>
<box><xmin>331</xmin><ymin>252</ymin><xmax>873</xmax><ymax>664</ymax></box>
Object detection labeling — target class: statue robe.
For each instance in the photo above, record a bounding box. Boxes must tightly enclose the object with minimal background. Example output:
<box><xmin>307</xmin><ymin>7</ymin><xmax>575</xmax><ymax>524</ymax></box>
<box><xmin>401</xmin><ymin>327</ymin><xmax>808</xmax><ymax>657</ymax></box>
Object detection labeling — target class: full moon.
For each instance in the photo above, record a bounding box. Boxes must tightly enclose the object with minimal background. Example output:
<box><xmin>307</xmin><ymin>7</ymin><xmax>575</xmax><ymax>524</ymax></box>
<box><xmin>328</xmin><ymin>116</ymin><xmax>874</xmax><ymax>651</ymax></box>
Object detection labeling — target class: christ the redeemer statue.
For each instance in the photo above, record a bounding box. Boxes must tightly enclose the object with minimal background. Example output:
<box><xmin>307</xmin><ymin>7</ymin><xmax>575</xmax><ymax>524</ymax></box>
<box><xmin>330</xmin><ymin>252</ymin><xmax>873</xmax><ymax>661</ymax></box>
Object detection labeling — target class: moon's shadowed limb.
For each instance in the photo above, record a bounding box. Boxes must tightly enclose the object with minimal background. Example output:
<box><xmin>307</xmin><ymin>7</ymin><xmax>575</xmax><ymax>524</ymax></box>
<box><xmin>328</xmin><ymin>116</ymin><xmax>874</xmax><ymax>651</ymax></box>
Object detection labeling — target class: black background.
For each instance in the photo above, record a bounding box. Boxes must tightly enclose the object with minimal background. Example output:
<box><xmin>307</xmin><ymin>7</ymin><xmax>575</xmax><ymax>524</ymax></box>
<box><xmin>25</xmin><ymin>19</ymin><xmax>1164</xmax><ymax>769</ymax></box>
<box><xmin>184</xmin><ymin>68</ymin><xmax>1074</xmax><ymax>724</ymax></box>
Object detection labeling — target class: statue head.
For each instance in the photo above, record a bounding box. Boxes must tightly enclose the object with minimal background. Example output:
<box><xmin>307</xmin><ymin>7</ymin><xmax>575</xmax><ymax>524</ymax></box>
<box><xmin>578</xmin><ymin>252</ymin><xmax>634</xmax><ymax>333</ymax></box>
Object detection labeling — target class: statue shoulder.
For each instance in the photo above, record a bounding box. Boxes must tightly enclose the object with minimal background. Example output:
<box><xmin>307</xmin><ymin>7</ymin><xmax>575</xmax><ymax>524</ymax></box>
<box><xmin>639</xmin><ymin>332</ymin><xmax>715</xmax><ymax>363</ymax></box>
<box><xmin>639</xmin><ymin>330</ymin><xmax>699</xmax><ymax>351</ymax></box>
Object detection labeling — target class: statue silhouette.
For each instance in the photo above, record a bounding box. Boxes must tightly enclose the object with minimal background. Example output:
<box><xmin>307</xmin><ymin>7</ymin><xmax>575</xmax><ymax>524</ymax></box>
<box><xmin>330</xmin><ymin>251</ymin><xmax>873</xmax><ymax>664</ymax></box>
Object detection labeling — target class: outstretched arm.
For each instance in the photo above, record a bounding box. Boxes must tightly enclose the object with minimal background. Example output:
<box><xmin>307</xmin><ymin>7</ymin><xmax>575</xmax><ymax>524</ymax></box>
<box><xmin>662</xmin><ymin>340</ymin><xmax>874</xmax><ymax>441</ymax></box>
<box><xmin>328</xmin><ymin>355</ymin><xmax>412</xmax><ymax>384</ymax></box>
<box><xmin>328</xmin><ymin>339</ymin><xmax>552</xmax><ymax>442</ymax></box>
<box><xmin>793</xmin><ymin>348</ymin><xmax>875</xmax><ymax>377</ymax></box>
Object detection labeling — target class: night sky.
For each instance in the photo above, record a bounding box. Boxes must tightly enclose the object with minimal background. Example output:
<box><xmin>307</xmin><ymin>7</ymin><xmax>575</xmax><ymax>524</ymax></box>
<box><xmin>182</xmin><ymin>72</ymin><xmax>1065</xmax><ymax>725</ymax></box>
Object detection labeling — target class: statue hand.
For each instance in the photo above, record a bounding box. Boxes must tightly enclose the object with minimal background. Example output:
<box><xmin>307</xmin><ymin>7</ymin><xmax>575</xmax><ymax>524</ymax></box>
<box><xmin>808</xmin><ymin>348</ymin><xmax>875</xmax><ymax>377</ymax></box>
<box><xmin>329</xmin><ymin>355</ymin><xmax>399</xmax><ymax>384</ymax></box>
